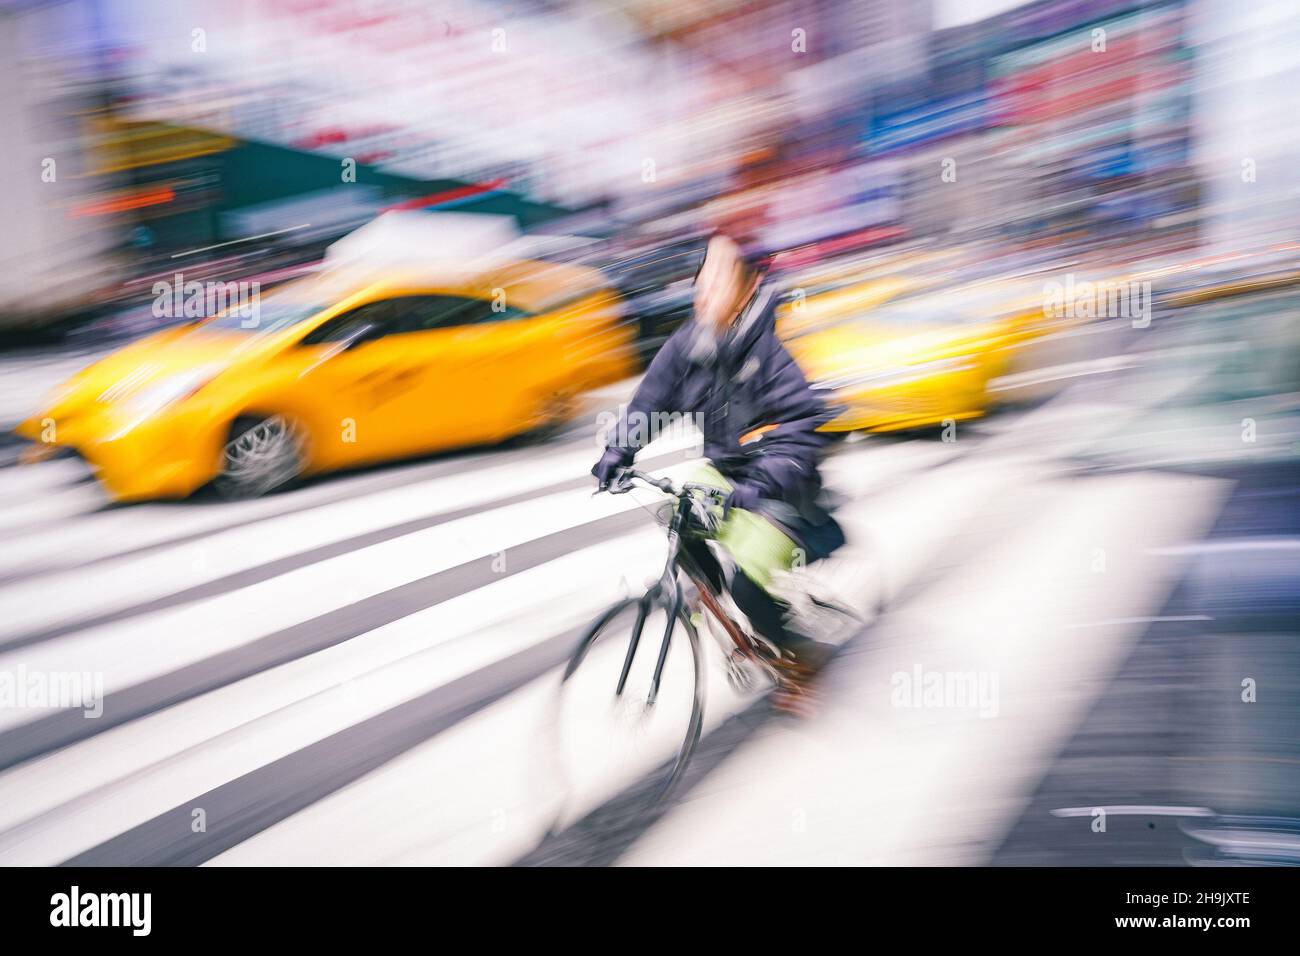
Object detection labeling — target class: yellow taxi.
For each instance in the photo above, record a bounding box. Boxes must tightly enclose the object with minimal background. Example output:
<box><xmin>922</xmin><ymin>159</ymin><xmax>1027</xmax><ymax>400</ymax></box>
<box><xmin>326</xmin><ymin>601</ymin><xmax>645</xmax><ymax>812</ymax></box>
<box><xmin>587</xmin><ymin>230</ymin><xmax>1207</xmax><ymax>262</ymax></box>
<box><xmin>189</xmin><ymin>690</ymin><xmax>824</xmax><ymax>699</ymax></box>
<box><xmin>18</xmin><ymin>258</ymin><xmax>635</xmax><ymax>500</ymax></box>
<box><xmin>779</xmin><ymin>277</ymin><xmax>1088</xmax><ymax>433</ymax></box>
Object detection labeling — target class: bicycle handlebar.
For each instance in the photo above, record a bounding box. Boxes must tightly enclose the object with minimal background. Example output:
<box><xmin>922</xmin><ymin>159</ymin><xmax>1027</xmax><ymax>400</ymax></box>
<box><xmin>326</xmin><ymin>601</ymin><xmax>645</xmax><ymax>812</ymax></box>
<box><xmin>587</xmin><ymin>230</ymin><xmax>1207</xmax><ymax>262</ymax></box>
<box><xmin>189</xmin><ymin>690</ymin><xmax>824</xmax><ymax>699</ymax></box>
<box><xmin>607</xmin><ymin>467</ymin><xmax>730</xmax><ymax>506</ymax></box>
<box><xmin>608</xmin><ymin>468</ymin><xmax>674</xmax><ymax>495</ymax></box>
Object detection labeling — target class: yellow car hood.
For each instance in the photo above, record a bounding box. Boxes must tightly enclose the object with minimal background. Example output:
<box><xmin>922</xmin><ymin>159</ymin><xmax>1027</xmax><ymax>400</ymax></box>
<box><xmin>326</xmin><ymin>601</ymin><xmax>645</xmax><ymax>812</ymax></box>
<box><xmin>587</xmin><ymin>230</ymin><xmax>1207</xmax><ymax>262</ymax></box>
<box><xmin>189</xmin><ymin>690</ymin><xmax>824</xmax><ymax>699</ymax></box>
<box><xmin>23</xmin><ymin>325</ymin><xmax>276</xmax><ymax>433</ymax></box>
<box><xmin>788</xmin><ymin>319</ymin><xmax>1006</xmax><ymax>384</ymax></box>
<box><xmin>777</xmin><ymin>276</ymin><xmax>913</xmax><ymax>338</ymax></box>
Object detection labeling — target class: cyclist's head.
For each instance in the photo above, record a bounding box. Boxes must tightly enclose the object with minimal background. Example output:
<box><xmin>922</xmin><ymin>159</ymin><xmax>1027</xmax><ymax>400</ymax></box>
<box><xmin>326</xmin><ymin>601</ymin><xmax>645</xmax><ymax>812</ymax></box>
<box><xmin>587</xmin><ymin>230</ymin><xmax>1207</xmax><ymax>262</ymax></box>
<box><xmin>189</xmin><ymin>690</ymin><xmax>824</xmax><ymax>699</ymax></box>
<box><xmin>694</xmin><ymin>232</ymin><xmax>760</xmax><ymax>335</ymax></box>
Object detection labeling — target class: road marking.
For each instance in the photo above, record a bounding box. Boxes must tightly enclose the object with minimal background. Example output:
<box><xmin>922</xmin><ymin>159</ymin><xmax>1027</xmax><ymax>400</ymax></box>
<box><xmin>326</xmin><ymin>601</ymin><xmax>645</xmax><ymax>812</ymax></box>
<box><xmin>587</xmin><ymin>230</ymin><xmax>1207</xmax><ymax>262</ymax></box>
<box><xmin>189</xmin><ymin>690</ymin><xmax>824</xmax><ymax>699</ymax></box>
<box><xmin>621</xmin><ymin>470</ymin><xmax>1228</xmax><ymax>865</ymax></box>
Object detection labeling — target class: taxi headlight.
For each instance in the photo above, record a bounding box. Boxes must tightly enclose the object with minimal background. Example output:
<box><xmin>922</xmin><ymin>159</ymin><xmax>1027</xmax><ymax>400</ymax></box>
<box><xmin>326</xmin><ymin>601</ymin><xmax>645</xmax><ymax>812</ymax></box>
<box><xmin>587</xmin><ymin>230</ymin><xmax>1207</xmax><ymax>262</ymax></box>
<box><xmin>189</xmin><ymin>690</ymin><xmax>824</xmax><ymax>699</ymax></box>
<box><xmin>103</xmin><ymin>367</ymin><xmax>220</xmax><ymax>440</ymax></box>
<box><xmin>120</xmin><ymin>367</ymin><xmax>219</xmax><ymax>418</ymax></box>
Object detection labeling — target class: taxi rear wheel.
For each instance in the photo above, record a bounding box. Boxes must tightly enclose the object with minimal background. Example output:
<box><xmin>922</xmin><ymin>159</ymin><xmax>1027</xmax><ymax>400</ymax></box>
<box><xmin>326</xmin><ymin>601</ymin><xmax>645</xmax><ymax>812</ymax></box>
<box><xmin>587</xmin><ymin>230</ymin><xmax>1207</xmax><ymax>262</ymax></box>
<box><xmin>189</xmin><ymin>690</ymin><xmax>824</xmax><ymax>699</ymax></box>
<box><xmin>213</xmin><ymin>414</ymin><xmax>306</xmax><ymax>499</ymax></box>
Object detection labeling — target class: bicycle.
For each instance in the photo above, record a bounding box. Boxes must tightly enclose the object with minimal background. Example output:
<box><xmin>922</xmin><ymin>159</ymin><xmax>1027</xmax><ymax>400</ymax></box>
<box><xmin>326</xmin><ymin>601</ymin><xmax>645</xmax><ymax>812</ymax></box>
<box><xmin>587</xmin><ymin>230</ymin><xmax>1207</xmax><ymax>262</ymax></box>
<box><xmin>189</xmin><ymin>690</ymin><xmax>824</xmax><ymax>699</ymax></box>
<box><xmin>545</xmin><ymin>466</ymin><xmax>862</xmax><ymax>829</ymax></box>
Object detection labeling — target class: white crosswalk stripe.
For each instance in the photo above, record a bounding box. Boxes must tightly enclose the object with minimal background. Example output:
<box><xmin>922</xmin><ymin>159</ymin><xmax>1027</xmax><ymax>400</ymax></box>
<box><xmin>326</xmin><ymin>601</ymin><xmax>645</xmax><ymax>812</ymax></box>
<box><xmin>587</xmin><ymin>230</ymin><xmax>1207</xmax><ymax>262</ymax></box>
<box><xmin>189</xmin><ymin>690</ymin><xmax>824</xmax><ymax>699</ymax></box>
<box><xmin>0</xmin><ymin>432</ymin><xmax>705</xmax><ymax>643</ymax></box>
<box><xmin>621</xmin><ymin>469</ymin><xmax>1229</xmax><ymax>866</ymax></box>
<box><xmin>0</xmin><ymin>388</ymin><xmax>1223</xmax><ymax>865</ymax></box>
<box><xmin>0</xmin><ymin>534</ymin><xmax>666</xmax><ymax>864</ymax></box>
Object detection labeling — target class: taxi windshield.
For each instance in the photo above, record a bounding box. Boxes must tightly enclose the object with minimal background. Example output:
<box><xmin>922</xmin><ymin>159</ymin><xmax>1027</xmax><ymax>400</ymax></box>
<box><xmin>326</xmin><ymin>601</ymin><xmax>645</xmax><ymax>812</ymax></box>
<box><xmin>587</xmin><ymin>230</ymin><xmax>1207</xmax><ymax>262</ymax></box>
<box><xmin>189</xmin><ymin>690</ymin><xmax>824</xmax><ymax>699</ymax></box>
<box><xmin>203</xmin><ymin>278</ymin><xmax>331</xmax><ymax>334</ymax></box>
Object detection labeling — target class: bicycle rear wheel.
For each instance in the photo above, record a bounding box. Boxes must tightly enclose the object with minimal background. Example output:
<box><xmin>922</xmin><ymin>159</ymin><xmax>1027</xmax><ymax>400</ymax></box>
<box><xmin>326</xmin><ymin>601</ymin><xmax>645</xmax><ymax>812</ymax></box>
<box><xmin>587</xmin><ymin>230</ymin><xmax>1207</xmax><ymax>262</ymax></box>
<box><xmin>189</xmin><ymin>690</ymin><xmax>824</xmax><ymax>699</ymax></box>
<box><xmin>546</xmin><ymin>592</ymin><xmax>704</xmax><ymax>831</ymax></box>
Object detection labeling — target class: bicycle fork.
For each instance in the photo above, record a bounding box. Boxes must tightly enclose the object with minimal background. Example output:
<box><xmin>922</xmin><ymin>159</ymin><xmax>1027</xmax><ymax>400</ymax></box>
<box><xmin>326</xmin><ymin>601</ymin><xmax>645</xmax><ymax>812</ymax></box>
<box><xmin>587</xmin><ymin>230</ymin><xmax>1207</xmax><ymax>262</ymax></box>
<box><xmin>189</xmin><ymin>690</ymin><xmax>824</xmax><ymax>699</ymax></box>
<box><xmin>647</xmin><ymin>584</ymin><xmax>681</xmax><ymax>706</ymax></box>
<box><xmin>617</xmin><ymin>525</ymin><xmax>685</xmax><ymax>707</ymax></box>
<box><xmin>615</xmin><ymin>584</ymin><xmax>682</xmax><ymax>707</ymax></box>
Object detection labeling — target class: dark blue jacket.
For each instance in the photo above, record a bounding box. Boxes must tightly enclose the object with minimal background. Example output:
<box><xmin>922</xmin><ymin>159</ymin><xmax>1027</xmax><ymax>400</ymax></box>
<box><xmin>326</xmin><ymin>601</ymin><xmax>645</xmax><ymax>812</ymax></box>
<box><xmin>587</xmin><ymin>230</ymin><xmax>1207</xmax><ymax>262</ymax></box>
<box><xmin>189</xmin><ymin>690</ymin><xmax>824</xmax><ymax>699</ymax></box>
<box><xmin>606</xmin><ymin>281</ymin><xmax>845</xmax><ymax>560</ymax></box>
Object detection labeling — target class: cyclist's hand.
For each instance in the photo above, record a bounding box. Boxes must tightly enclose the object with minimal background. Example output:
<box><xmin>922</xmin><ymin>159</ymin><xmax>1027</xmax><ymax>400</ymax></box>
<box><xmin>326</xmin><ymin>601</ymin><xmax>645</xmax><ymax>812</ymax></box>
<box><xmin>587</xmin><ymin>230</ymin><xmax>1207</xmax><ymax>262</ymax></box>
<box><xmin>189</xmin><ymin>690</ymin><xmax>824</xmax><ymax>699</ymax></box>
<box><xmin>592</xmin><ymin>447</ymin><xmax>629</xmax><ymax>491</ymax></box>
<box><xmin>723</xmin><ymin>481</ymin><xmax>759</xmax><ymax>519</ymax></box>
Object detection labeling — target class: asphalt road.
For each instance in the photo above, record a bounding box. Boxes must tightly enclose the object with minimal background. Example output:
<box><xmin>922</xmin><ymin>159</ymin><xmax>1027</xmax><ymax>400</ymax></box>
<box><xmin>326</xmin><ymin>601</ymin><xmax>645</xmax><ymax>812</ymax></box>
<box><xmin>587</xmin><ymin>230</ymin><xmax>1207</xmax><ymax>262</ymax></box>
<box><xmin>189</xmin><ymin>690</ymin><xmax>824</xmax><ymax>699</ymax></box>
<box><xmin>0</xmin><ymin>355</ymin><xmax>1295</xmax><ymax>866</ymax></box>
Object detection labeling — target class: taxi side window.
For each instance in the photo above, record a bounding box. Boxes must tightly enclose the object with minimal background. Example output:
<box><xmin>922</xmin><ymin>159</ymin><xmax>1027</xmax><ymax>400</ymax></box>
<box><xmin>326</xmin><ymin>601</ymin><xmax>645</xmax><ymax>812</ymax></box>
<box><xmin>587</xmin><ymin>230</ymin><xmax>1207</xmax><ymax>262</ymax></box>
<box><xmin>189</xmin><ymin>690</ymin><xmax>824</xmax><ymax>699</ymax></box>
<box><xmin>389</xmin><ymin>295</ymin><xmax>528</xmax><ymax>333</ymax></box>
<box><xmin>300</xmin><ymin>294</ymin><xmax>532</xmax><ymax>344</ymax></box>
<box><xmin>299</xmin><ymin>301</ymin><xmax>397</xmax><ymax>345</ymax></box>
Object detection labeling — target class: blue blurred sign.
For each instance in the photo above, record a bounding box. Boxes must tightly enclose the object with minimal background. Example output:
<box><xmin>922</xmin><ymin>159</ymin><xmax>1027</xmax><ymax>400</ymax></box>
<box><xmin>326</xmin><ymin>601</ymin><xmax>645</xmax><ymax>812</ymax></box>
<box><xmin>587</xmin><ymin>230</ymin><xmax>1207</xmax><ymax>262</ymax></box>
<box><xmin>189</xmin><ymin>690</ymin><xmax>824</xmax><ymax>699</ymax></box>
<box><xmin>867</xmin><ymin>91</ymin><xmax>992</xmax><ymax>154</ymax></box>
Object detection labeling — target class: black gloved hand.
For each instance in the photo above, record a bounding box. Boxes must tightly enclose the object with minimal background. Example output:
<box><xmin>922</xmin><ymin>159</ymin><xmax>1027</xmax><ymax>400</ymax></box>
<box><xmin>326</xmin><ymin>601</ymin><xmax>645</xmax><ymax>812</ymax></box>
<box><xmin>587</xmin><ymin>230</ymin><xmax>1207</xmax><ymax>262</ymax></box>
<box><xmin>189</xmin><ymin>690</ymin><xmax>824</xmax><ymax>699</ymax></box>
<box><xmin>592</xmin><ymin>447</ymin><xmax>631</xmax><ymax>491</ymax></box>
<box><xmin>723</xmin><ymin>481</ymin><xmax>760</xmax><ymax>519</ymax></box>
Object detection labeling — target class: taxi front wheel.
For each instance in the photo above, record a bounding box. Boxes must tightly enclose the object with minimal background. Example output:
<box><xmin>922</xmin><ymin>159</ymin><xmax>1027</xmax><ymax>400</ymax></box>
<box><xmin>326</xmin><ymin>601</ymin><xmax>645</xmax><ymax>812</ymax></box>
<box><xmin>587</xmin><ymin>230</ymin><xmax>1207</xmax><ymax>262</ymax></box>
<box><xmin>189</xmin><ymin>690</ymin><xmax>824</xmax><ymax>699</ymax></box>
<box><xmin>213</xmin><ymin>414</ymin><xmax>307</xmax><ymax>499</ymax></box>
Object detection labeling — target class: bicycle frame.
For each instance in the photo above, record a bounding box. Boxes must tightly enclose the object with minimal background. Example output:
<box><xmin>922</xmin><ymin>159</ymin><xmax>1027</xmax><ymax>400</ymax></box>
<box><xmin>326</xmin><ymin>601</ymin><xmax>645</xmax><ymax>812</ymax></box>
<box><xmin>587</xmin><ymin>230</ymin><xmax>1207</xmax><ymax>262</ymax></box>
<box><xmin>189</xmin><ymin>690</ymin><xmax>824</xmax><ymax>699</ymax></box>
<box><xmin>624</xmin><ymin>481</ymin><xmax>776</xmax><ymax>704</ymax></box>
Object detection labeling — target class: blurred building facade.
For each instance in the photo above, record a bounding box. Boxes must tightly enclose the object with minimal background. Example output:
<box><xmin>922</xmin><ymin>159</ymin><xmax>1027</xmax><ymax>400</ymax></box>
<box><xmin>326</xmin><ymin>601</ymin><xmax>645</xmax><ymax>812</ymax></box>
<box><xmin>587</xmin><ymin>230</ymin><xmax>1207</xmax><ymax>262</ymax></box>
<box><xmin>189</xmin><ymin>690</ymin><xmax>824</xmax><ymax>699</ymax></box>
<box><xmin>2</xmin><ymin>0</ymin><xmax>1299</xmax><ymax>331</ymax></box>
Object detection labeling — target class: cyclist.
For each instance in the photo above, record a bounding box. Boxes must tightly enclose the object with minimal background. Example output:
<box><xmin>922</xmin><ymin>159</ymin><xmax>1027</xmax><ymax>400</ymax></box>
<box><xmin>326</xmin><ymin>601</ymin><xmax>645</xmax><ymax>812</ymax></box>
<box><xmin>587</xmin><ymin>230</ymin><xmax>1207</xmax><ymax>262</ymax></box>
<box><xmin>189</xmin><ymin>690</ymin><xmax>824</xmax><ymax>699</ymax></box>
<box><xmin>592</xmin><ymin>232</ymin><xmax>845</xmax><ymax>702</ymax></box>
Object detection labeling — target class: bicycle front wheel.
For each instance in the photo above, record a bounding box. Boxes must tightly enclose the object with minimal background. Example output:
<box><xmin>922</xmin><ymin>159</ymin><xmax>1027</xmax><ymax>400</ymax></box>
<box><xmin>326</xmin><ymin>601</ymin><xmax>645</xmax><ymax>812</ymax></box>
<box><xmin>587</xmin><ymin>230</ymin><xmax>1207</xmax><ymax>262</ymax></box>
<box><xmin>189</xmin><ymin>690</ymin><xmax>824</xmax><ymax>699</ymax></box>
<box><xmin>547</xmin><ymin>592</ymin><xmax>704</xmax><ymax>831</ymax></box>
